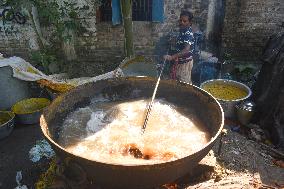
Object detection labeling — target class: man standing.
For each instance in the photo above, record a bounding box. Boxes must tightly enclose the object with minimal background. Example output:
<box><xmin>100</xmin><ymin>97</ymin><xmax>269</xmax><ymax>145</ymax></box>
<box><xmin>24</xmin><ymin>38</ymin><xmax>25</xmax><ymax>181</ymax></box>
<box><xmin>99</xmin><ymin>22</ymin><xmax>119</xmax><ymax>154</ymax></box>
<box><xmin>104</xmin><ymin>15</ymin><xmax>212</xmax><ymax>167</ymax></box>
<box><xmin>163</xmin><ymin>11</ymin><xmax>195</xmax><ymax>84</ymax></box>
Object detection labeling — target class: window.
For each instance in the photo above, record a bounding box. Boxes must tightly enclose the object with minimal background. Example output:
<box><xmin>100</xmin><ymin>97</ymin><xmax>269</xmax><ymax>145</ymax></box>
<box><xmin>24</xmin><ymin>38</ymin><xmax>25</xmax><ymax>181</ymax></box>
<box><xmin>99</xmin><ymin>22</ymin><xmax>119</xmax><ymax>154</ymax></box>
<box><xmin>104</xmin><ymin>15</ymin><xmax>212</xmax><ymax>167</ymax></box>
<box><xmin>97</xmin><ymin>0</ymin><xmax>163</xmax><ymax>24</ymax></box>
<box><xmin>98</xmin><ymin>0</ymin><xmax>112</xmax><ymax>22</ymax></box>
<box><xmin>132</xmin><ymin>0</ymin><xmax>152</xmax><ymax>21</ymax></box>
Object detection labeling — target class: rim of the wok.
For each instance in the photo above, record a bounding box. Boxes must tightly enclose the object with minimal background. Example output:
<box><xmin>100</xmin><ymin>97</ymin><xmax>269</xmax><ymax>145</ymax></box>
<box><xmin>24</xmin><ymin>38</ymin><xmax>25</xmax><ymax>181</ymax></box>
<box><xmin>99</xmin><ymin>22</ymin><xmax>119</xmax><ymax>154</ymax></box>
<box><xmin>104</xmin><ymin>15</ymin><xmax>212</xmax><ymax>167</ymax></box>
<box><xmin>40</xmin><ymin>76</ymin><xmax>224</xmax><ymax>167</ymax></box>
<box><xmin>200</xmin><ymin>79</ymin><xmax>252</xmax><ymax>102</ymax></box>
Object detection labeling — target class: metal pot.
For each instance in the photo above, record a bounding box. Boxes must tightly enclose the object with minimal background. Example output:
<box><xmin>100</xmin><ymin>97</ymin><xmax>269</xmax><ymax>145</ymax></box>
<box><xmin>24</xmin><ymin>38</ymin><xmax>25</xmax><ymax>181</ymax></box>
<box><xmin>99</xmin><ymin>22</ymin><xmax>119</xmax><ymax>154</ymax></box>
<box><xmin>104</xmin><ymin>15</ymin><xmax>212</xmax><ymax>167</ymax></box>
<box><xmin>12</xmin><ymin>98</ymin><xmax>51</xmax><ymax>124</ymax></box>
<box><xmin>40</xmin><ymin>76</ymin><xmax>224</xmax><ymax>188</ymax></box>
<box><xmin>200</xmin><ymin>79</ymin><xmax>252</xmax><ymax>119</ymax></box>
<box><xmin>0</xmin><ymin>111</ymin><xmax>15</xmax><ymax>140</ymax></box>
<box><xmin>0</xmin><ymin>66</ymin><xmax>31</xmax><ymax>110</ymax></box>
<box><xmin>236</xmin><ymin>101</ymin><xmax>255</xmax><ymax>125</ymax></box>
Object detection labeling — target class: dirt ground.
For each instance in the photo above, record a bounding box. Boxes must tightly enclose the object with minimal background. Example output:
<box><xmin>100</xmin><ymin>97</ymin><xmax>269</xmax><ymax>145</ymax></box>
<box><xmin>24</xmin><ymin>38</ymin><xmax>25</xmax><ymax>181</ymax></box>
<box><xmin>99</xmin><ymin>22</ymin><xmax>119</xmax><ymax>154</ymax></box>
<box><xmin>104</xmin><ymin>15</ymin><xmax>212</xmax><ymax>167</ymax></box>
<box><xmin>0</xmin><ymin>123</ymin><xmax>49</xmax><ymax>189</ymax></box>
<box><xmin>185</xmin><ymin>125</ymin><xmax>284</xmax><ymax>189</ymax></box>
<box><xmin>0</xmin><ymin>120</ymin><xmax>284</xmax><ymax>189</ymax></box>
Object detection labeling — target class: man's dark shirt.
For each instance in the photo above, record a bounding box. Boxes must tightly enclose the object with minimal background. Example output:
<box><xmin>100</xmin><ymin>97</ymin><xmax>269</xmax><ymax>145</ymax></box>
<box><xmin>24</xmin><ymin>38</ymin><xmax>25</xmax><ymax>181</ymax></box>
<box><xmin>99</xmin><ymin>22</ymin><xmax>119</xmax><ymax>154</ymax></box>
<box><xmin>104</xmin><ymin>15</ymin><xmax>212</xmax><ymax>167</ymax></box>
<box><xmin>175</xmin><ymin>27</ymin><xmax>195</xmax><ymax>64</ymax></box>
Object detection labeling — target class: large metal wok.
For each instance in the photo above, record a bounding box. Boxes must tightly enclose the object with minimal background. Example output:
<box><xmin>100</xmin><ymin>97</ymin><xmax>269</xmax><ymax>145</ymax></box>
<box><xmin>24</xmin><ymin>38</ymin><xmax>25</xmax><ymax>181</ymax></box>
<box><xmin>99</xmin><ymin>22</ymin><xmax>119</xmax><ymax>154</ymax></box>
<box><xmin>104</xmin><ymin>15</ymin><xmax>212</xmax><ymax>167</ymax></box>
<box><xmin>40</xmin><ymin>76</ymin><xmax>224</xmax><ymax>189</ymax></box>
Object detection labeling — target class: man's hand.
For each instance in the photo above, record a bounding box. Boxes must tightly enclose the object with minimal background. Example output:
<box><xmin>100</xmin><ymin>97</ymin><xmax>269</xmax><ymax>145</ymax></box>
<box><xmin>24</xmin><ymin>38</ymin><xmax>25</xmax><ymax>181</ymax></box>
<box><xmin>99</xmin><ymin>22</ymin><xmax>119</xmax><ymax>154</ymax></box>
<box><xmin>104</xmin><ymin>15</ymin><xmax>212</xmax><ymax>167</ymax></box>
<box><xmin>163</xmin><ymin>55</ymin><xmax>173</xmax><ymax>61</ymax></box>
<box><xmin>156</xmin><ymin>64</ymin><xmax>162</xmax><ymax>73</ymax></box>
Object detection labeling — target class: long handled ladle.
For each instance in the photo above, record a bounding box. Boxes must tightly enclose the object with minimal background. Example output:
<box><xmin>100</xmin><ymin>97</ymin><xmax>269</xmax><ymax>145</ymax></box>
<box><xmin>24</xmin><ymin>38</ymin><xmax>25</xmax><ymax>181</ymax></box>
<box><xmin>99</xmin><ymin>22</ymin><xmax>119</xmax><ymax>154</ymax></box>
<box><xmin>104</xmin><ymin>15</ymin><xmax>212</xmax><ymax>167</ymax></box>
<box><xmin>141</xmin><ymin>58</ymin><xmax>168</xmax><ymax>134</ymax></box>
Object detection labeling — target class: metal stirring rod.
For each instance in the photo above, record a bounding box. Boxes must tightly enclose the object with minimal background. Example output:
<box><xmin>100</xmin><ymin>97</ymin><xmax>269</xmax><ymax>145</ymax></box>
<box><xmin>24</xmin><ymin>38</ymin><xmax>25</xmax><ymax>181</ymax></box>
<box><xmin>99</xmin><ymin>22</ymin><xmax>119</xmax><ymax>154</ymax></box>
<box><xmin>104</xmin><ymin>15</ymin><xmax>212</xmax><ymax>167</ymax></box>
<box><xmin>141</xmin><ymin>58</ymin><xmax>168</xmax><ymax>134</ymax></box>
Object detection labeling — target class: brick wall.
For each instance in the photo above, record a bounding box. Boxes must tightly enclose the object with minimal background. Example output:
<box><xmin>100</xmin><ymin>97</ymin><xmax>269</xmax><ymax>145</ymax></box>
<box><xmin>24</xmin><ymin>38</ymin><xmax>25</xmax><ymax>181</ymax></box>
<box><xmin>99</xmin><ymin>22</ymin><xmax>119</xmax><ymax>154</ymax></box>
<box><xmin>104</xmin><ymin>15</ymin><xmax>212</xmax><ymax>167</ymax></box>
<box><xmin>74</xmin><ymin>0</ymin><xmax>211</xmax><ymax>76</ymax></box>
<box><xmin>0</xmin><ymin>0</ymin><xmax>282</xmax><ymax>76</ymax></box>
<box><xmin>0</xmin><ymin>23</ymin><xmax>38</xmax><ymax>60</ymax></box>
<box><xmin>222</xmin><ymin>0</ymin><xmax>284</xmax><ymax>60</ymax></box>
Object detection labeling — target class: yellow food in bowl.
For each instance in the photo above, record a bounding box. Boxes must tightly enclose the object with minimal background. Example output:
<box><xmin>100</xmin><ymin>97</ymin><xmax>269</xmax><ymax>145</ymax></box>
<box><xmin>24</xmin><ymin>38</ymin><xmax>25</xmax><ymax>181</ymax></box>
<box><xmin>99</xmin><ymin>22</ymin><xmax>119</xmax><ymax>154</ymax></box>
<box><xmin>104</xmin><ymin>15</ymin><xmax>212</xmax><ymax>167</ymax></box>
<box><xmin>12</xmin><ymin>98</ymin><xmax>51</xmax><ymax>114</ymax></box>
<box><xmin>202</xmin><ymin>83</ymin><xmax>248</xmax><ymax>101</ymax></box>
